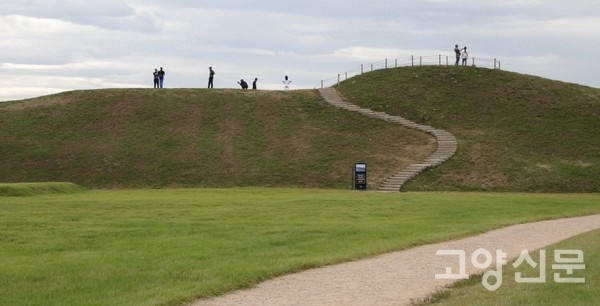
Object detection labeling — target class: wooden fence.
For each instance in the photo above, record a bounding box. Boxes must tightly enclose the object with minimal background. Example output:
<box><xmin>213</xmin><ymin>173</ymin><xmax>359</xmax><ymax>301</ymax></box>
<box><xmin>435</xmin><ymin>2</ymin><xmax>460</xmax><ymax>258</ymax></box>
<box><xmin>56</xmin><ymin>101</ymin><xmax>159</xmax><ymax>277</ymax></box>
<box><xmin>320</xmin><ymin>54</ymin><xmax>501</xmax><ymax>88</ymax></box>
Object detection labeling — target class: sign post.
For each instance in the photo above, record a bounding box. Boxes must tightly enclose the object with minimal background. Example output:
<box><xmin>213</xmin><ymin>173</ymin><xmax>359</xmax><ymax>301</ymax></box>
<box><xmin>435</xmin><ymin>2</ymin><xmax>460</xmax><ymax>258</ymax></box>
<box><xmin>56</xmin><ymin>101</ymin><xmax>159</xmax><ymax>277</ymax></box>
<box><xmin>354</xmin><ymin>163</ymin><xmax>367</xmax><ymax>190</ymax></box>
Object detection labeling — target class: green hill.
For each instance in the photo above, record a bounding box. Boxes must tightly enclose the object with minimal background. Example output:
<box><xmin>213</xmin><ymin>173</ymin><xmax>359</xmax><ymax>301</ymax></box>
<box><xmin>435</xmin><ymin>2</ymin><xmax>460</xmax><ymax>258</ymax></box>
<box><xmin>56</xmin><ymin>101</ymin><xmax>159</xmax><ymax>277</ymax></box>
<box><xmin>336</xmin><ymin>66</ymin><xmax>600</xmax><ymax>192</ymax></box>
<box><xmin>1</xmin><ymin>66</ymin><xmax>598</xmax><ymax>192</ymax></box>
<box><xmin>0</xmin><ymin>88</ymin><xmax>433</xmax><ymax>189</ymax></box>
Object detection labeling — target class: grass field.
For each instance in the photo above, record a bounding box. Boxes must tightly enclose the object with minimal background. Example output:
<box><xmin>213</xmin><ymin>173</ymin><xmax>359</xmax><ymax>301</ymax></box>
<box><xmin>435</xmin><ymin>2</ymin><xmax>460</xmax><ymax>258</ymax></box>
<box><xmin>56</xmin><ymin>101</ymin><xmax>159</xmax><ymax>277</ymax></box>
<box><xmin>424</xmin><ymin>228</ymin><xmax>600</xmax><ymax>306</ymax></box>
<box><xmin>1</xmin><ymin>188</ymin><xmax>599</xmax><ymax>305</ymax></box>
<box><xmin>1</xmin><ymin>66</ymin><xmax>598</xmax><ymax>305</ymax></box>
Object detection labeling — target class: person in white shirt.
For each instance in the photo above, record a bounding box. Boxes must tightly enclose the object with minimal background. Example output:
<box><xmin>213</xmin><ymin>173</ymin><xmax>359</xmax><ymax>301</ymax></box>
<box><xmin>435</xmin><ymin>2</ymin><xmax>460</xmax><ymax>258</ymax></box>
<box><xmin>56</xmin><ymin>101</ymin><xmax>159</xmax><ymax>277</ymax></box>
<box><xmin>462</xmin><ymin>47</ymin><xmax>469</xmax><ymax>66</ymax></box>
<box><xmin>282</xmin><ymin>75</ymin><xmax>291</xmax><ymax>90</ymax></box>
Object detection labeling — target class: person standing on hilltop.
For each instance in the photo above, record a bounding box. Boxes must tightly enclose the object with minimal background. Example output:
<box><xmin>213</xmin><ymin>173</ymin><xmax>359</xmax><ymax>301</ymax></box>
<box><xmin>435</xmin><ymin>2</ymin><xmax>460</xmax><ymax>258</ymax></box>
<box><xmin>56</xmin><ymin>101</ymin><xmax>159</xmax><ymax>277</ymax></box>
<box><xmin>454</xmin><ymin>44</ymin><xmax>461</xmax><ymax>66</ymax></box>
<box><xmin>462</xmin><ymin>47</ymin><xmax>469</xmax><ymax>66</ymax></box>
<box><xmin>208</xmin><ymin>67</ymin><xmax>215</xmax><ymax>88</ymax></box>
<box><xmin>153</xmin><ymin>69</ymin><xmax>159</xmax><ymax>88</ymax></box>
<box><xmin>158</xmin><ymin>67</ymin><xmax>165</xmax><ymax>88</ymax></box>
<box><xmin>282</xmin><ymin>75</ymin><xmax>291</xmax><ymax>90</ymax></box>
<box><xmin>252</xmin><ymin>78</ymin><xmax>258</xmax><ymax>90</ymax></box>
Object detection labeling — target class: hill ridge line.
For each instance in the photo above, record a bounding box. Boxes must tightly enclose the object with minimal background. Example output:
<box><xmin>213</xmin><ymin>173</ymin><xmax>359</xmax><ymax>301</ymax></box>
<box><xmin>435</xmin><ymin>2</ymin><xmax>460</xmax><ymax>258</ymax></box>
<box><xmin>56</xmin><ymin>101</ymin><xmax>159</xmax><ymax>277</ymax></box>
<box><xmin>317</xmin><ymin>88</ymin><xmax>458</xmax><ymax>192</ymax></box>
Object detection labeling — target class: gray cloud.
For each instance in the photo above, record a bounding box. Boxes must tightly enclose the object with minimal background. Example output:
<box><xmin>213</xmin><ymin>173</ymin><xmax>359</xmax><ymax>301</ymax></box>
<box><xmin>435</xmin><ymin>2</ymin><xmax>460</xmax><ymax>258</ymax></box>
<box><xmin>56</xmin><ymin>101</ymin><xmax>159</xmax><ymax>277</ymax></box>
<box><xmin>2</xmin><ymin>0</ymin><xmax>164</xmax><ymax>32</ymax></box>
<box><xmin>1</xmin><ymin>0</ymin><xmax>599</xmax><ymax>101</ymax></box>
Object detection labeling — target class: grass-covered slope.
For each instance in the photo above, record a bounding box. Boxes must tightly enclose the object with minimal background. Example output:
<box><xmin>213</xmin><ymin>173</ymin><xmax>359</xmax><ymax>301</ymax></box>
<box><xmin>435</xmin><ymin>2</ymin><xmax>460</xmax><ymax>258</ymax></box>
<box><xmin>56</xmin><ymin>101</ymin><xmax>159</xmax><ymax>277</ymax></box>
<box><xmin>337</xmin><ymin>66</ymin><xmax>600</xmax><ymax>192</ymax></box>
<box><xmin>0</xmin><ymin>89</ymin><xmax>433</xmax><ymax>189</ymax></box>
<box><xmin>0</xmin><ymin>182</ymin><xmax>87</xmax><ymax>197</ymax></box>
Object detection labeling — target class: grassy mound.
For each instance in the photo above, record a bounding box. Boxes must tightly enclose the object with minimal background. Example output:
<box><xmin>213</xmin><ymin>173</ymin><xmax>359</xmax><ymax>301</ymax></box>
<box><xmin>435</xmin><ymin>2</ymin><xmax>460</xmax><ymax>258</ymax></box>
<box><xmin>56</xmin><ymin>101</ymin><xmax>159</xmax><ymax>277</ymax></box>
<box><xmin>0</xmin><ymin>89</ymin><xmax>433</xmax><ymax>189</ymax></box>
<box><xmin>2</xmin><ymin>67</ymin><xmax>598</xmax><ymax>192</ymax></box>
<box><xmin>337</xmin><ymin>66</ymin><xmax>600</xmax><ymax>192</ymax></box>
<box><xmin>0</xmin><ymin>182</ymin><xmax>87</xmax><ymax>197</ymax></box>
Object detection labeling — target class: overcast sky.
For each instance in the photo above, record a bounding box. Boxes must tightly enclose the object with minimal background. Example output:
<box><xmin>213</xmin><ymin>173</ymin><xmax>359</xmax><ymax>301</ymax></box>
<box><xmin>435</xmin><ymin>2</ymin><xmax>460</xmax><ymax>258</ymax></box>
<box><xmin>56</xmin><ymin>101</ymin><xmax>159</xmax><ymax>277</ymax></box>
<box><xmin>1</xmin><ymin>0</ymin><xmax>599</xmax><ymax>101</ymax></box>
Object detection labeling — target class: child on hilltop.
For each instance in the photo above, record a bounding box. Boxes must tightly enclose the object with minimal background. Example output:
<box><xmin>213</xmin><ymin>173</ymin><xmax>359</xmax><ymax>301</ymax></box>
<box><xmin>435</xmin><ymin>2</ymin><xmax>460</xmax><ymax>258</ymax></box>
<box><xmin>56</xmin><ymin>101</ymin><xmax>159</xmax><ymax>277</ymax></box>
<box><xmin>282</xmin><ymin>75</ymin><xmax>291</xmax><ymax>90</ymax></box>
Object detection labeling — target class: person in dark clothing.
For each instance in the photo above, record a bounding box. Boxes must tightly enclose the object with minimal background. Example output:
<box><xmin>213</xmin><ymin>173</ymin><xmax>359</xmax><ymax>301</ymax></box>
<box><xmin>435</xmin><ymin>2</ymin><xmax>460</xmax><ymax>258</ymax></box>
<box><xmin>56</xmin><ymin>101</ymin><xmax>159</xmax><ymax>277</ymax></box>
<box><xmin>252</xmin><ymin>78</ymin><xmax>258</xmax><ymax>90</ymax></box>
<box><xmin>158</xmin><ymin>67</ymin><xmax>165</xmax><ymax>88</ymax></box>
<box><xmin>208</xmin><ymin>67</ymin><xmax>215</xmax><ymax>88</ymax></box>
<box><xmin>153</xmin><ymin>69</ymin><xmax>159</xmax><ymax>88</ymax></box>
<box><xmin>454</xmin><ymin>45</ymin><xmax>461</xmax><ymax>66</ymax></box>
<box><xmin>238</xmin><ymin>79</ymin><xmax>248</xmax><ymax>89</ymax></box>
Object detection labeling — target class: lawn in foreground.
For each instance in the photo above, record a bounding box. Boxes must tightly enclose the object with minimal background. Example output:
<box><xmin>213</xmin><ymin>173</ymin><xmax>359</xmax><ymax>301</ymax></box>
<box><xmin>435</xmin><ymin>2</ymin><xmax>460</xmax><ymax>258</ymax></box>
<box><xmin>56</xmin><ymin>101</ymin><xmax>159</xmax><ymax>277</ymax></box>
<box><xmin>1</xmin><ymin>188</ymin><xmax>599</xmax><ymax>305</ymax></box>
<box><xmin>428</xmin><ymin>228</ymin><xmax>600</xmax><ymax>306</ymax></box>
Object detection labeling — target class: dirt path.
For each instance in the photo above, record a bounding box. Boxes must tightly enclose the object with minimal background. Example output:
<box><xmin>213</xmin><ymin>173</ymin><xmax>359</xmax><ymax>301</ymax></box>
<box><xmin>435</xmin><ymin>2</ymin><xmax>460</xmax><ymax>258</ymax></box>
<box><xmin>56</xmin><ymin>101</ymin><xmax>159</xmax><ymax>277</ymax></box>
<box><xmin>192</xmin><ymin>214</ymin><xmax>600</xmax><ymax>306</ymax></box>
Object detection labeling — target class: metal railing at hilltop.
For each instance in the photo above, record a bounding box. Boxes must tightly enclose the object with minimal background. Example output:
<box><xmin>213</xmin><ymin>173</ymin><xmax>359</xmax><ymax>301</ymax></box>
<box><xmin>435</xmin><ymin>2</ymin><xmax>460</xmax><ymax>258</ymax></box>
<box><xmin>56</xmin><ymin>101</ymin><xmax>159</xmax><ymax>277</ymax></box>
<box><xmin>319</xmin><ymin>54</ymin><xmax>501</xmax><ymax>88</ymax></box>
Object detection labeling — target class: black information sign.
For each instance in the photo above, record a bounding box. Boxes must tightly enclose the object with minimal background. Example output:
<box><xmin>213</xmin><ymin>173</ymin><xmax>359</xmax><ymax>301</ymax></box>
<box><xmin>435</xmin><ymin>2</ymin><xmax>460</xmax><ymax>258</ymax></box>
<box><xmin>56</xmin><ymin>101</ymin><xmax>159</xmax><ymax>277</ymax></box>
<box><xmin>354</xmin><ymin>163</ymin><xmax>367</xmax><ymax>190</ymax></box>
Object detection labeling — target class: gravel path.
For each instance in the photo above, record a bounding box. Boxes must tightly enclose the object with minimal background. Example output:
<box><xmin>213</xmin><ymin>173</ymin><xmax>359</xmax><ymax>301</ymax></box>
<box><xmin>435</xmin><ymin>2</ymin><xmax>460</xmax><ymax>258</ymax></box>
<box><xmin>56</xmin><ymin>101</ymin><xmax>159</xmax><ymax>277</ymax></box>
<box><xmin>192</xmin><ymin>214</ymin><xmax>600</xmax><ymax>306</ymax></box>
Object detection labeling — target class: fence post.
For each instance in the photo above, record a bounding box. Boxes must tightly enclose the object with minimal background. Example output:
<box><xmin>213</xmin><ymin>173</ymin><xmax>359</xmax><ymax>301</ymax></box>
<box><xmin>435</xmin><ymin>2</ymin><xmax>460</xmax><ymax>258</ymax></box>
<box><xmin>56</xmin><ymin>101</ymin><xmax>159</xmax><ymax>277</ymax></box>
<box><xmin>498</xmin><ymin>60</ymin><xmax>501</xmax><ymax>70</ymax></box>
<box><xmin>494</xmin><ymin>58</ymin><xmax>497</xmax><ymax>69</ymax></box>
<box><xmin>371</xmin><ymin>64</ymin><xmax>373</xmax><ymax>72</ymax></box>
<box><xmin>395</xmin><ymin>58</ymin><xmax>398</xmax><ymax>68</ymax></box>
<box><xmin>337</xmin><ymin>73</ymin><xmax>340</xmax><ymax>86</ymax></box>
<box><xmin>419</xmin><ymin>56</ymin><xmax>422</xmax><ymax>66</ymax></box>
<box><xmin>439</xmin><ymin>54</ymin><xmax>442</xmax><ymax>66</ymax></box>
<box><xmin>345</xmin><ymin>72</ymin><xmax>348</xmax><ymax>80</ymax></box>
<box><xmin>472</xmin><ymin>58</ymin><xmax>475</xmax><ymax>67</ymax></box>
<box><xmin>321</xmin><ymin>80</ymin><xmax>323</xmax><ymax>89</ymax></box>
<box><xmin>411</xmin><ymin>55</ymin><xmax>414</xmax><ymax>67</ymax></box>
<box><xmin>361</xmin><ymin>64</ymin><xmax>364</xmax><ymax>74</ymax></box>
<box><xmin>385</xmin><ymin>58</ymin><xmax>388</xmax><ymax>69</ymax></box>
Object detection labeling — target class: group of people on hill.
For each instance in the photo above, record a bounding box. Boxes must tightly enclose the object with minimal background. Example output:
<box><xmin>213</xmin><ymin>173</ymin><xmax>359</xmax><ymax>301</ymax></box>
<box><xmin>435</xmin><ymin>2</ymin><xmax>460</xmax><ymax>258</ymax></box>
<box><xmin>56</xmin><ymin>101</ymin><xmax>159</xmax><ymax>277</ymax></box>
<box><xmin>152</xmin><ymin>67</ymin><xmax>165</xmax><ymax>88</ymax></box>
<box><xmin>155</xmin><ymin>44</ymin><xmax>471</xmax><ymax>89</ymax></box>
<box><xmin>454</xmin><ymin>44</ymin><xmax>469</xmax><ymax>66</ymax></box>
<box><xmin>153</xmin><ymin>66</ymin><xmax>291</xmax><ymax>90</ymax></box>
<box><xmin>238</xmin><ymin>75</ymin><xmax>291</xmax><ymax>90</ymax></box>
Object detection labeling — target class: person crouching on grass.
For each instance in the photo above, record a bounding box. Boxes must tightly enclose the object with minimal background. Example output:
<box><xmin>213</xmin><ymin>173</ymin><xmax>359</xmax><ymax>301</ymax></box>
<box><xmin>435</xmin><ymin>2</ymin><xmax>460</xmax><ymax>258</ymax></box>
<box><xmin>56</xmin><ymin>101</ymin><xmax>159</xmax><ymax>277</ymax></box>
<box><xmin>238</xmin><ymin>79</ymin><xmax>248</xmax><ymax>89</ymax></box>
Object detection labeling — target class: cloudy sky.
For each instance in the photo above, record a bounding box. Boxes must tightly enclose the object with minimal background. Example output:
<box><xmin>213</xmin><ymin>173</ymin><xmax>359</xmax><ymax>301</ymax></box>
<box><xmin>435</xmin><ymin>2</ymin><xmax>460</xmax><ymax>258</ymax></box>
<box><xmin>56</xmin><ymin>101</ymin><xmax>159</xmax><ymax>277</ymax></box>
<box><xmin>1</xmin><ymin>0</ymin><xmax>599</xmax><ymax>101</ymax></box>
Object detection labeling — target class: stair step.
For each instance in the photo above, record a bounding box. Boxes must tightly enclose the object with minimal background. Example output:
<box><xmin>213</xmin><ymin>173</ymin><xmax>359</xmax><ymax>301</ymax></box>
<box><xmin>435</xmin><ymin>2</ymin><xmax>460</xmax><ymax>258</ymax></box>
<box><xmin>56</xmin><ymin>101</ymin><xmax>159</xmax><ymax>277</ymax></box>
<box><xmin>378</xmin><ymin>187</ymin><xmax>400</xmax><ymax>192</ymax></box>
